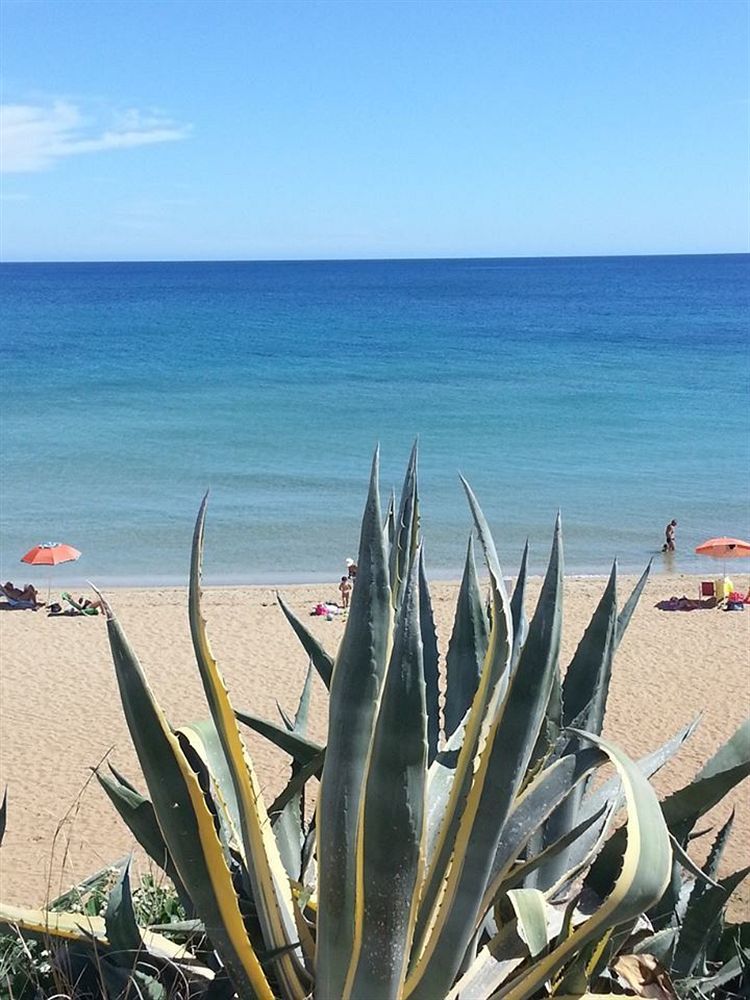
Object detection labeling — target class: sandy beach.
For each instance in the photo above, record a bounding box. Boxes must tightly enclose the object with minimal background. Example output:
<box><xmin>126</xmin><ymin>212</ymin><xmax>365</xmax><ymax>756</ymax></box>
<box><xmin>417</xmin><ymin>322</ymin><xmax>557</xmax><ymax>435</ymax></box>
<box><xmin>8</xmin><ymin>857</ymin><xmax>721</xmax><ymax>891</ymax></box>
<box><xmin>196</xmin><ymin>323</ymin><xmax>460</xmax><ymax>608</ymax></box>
<box><xmin>0</xmin><ymin>573</ymin><xmax>747</xmax><ymax>919</ymax></box>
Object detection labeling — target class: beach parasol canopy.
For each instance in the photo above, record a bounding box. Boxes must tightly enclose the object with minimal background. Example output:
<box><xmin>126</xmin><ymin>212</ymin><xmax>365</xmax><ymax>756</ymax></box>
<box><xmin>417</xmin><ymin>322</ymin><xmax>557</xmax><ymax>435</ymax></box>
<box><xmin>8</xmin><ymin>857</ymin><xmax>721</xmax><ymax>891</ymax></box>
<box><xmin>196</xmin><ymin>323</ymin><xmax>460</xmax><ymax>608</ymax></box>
<box><xmin>21</xmin><ymin>542</ymin><xmax>81</xmax><ymax>566</ymax></box>
<box><xmin>694</xmin><ymin>537</ymin><xmax>750</xmax><ymax>559</ymax></box>
<box><xmin>694</xmin><ymin>537</ymin><xmax>750</xmax><ymax>584</ymax></box>
<box><xmin>20</xmin><ymin>542</ymin><xmax>81</xmax><ymax>602</ymax></box>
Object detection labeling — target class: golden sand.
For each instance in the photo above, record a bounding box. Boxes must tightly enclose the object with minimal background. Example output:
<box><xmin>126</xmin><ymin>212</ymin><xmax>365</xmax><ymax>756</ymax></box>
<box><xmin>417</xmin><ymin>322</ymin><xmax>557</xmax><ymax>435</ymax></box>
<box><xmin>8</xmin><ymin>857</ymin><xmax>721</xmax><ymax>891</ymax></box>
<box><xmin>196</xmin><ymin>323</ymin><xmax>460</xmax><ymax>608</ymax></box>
<box><xmin>0</xmin><ymin>574</ymin><xmax>747</xmax><ymax>917</ymax></box>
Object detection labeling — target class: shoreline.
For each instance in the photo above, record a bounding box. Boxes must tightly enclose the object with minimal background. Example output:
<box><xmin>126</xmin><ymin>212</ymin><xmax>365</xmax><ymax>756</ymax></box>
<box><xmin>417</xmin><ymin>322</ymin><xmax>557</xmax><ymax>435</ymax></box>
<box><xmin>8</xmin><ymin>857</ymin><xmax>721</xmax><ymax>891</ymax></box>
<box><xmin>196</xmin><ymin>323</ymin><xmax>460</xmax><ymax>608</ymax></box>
<box><xmin>0</xmin><ymin>573</ymin><xmax>747</xmax><ymax>919</ymax></box>
<box><xmin>6</xmin><ymin>566</ymin><xmax>740</xmax><ymax>593</ymax></box>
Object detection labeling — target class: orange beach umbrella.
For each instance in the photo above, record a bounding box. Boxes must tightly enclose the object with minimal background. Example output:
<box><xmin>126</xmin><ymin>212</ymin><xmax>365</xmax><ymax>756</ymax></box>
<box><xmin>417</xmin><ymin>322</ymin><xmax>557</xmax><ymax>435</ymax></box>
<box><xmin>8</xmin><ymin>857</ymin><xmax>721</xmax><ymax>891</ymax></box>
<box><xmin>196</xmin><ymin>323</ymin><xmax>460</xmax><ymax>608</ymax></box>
<box><xmin>694</xmin><ymin>537</ymin><xmax>750</xmax><ymax>582</ymax></box>
<box><xmin>21</xmin><ymin>542</ymin><xmax>81</xmax><ymax>566</ymax></box>
<box><xmin>20</xmin><ymin>542</ymin><xmax>81</xmax><ymax>602</ymax></box>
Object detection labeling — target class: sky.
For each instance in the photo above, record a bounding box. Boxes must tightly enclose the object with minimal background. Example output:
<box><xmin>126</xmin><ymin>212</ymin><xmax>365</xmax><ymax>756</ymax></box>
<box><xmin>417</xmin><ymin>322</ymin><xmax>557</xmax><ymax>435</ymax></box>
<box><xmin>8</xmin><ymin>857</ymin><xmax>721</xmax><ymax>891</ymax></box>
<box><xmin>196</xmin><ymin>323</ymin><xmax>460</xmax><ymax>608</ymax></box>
<box><xmin>1</xmin><ymin>0</ymin><xmax>747</xmax><ymax>261</ymax></box>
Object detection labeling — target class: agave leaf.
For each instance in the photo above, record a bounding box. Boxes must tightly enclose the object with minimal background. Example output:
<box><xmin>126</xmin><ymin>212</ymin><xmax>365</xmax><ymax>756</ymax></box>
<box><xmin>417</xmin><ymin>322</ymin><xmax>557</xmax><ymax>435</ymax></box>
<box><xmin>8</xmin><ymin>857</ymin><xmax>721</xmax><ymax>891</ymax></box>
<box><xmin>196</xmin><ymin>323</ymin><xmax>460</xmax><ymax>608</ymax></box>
<box><xmin>291</xmin><ymin>894</ymin><xmax>316</xmax><ymax>974</ymax></box>
<box><xmin>345</xmin><ymin>545</ymin><xmax>427</xmax><ymax>999</ymax></box>
<box><xmin>276</xmin><ymin>592</ymin><xmax>334</xmax><ymax>689</ymax></box>
<box><xmin>631</xmin><ymin>926</ymin><xmax>679</xmax><ymax>962</ymax></box>
<box><xmin>93</xmin><ymin>958</ymin><xmax>148</xmax><ymax>999</ymax></box>
<box><xmin>108</xmin><ymin>762</ymin><xmax>141</xmax><ymax>795</ymax></box>
<box><xmin>177</xmin><ymin>719</ymin><xmax>244</xmax><ymax>849</ymax></box>
<box><xmin>536</xmin><ymin>566</ymin><xmax>618</xmax><ymax>890</ymax></box>
<box><xmin>418</xmin><ymin>548</ymin><xmax>440</xmax><ymax>764</ymax></box>
<box><xmin>316</xmin><ymin>447</ymin><xmax>393</xmax><ymax>1000</ymax></box>
<box><xmin>481</xmin><ymin>748</ymin><xmax>605</xmax><ymax>914</ymax></box>
<box><xmin>188</xmin><ymin>495</ymin><xmax>305</xmax><ymax>1000</ymax></box>
<box><xmin>389</xmin><ymin>439</ymin><xmax>420</xmax><ymax>608</ymax></box>
<box><xmin>95</xmin><ymin>768</ymin><xmax>192</xmax><ymax>912</ymax></box>
<box><xmin>507</xmin><ymin>889</ymin><xmax>549</xmax><ymax>958</ymax></box>
<box><xmin>104</xmin><ymin>858</ymin><xmax>142</xmax><ymax>961</ymax></box>
<box><xmin>696</xmin><ymin>949</ymin><xmax>750</xmax><ymax>992</ymax></box>
<box><xmin>384</xmin><ymin>488</ymin><xmax>396</xmax><ymax>545</ymax></box>
<box><xmin>553</xmin><ymin>930</ymin><xmax>615</xmax><ymax>998</ymax></box>
<box><xmin>47</xmin><ymin>857</ymin><xmax>128</xmax><ymax>913</ymax></box>
<box><xmin>269</xmin><ymin>750</ymin><xmax>325</xmax><ymax>819</ymax></box>
<box><xmin>277</xmin><ymin>700</ymin><xmax>296</xmax><ymax>732</ymax></box>
<box><xmin>101</xmin><ymin>603</ymin><xmax>273</xmax><ymax>999</ymax></box>
<box><xmin>505</xmin><ymin>803</ymin><xmax>609</xmax><ymax>896</ymax></box>
<box><xmin>0</xmin><ymin>903</ymin><xmax>208</xmax><ymax>967</ymax></box>
<box><xmin>408</xmin><ymin>515</ymin><xmax>561</xmax><ymax>1000</ymax></box>
<box><xmin>491</xmin><ymin>732</ymin><xmax>673</xmax><ymax>1000</ymax></box>
<box><xmin>561</xmin><ymin>562</ymin><xmax>618</xmax><ymax>733</ymax></box>
<box><xmin>444</xmin><ymin>534</ymin><xmax>489</xmax><ymax>739</ymax></box>
<box><xmin>146</xmin><ymin>919</ymin><xmax>205</xmax><ymax>935</ymax></box>
<box><xmin>664</xmin><ymin>761</ymin><xmax>750</xmax><ymax>843</ymax></box>
<box><xmin>0</xmin><ymin>903</ymin><xmax>109</xmax><ymax>944</ymax></box>
<box><xmin>234</xmin><ymin>710</ymin><xmax>323</xmax><ymax>766</ymax></box>
<box><xmin>509</xmin><ymin>541</ymin><xmax>529</xmax><ymax>670</ymax></box>
<box><xmin>669</xmin><ymin>833</ymin><xmax>721</xmax><ymax>890</ymax></box>
<box><xmin>300</xmin><ymin>820</ymin><xmax>317</xmax><ymax>885</ymax></box>
<box><xmin>446</xmin><ymin>921</ymin><xmax>527</xmax><ymax>1000</ymax></box>
<box><xmin>293</xmin><ymin>658</ymin><xmax>315</xmax><ymax>736</ymax></box>
<box><xmin>424</xmin><ymin>714</ymin><xmax>466</xmax><ymax>863</ymax></box>
<box><xmin>587</xmin><ymin>721</ymin><xmax>750</xmax><ymax>908</ymax></box>
<box><xmin>614</xmin><ymin>561</ymin><xmax>651</xmax><ymax>646</ymax></box>
<box><xmin>696</xmin><ymin>717</ymin><xmax>750</xmax><ymax>782</ymax></box>
<box><xmin>582</xmin><ymin>716</ymin><xmax>700</xmax><ymax>823</ymax></box>
<box><xmin>705</xmin><ymin>809</ymin><xmax>735</xmax><ymax>882</ymax></box>
<box><xmin>671</xmin><ymin>866</ymin><xmax>750</xmax><ymax>979</ymax></box>
<box><xmin>274</xmin><ymin>661</ymin><xmax>316</xmax><ymax>881</ymax></box>
<box><xmin>409</xmin><ymin>480</ymin><xmax>513</xmax><ymax>971</ymax></box>
<box><xmin>561</xmin><ymin>717</ymin><xmax>700</xmax><ymax>884</ymax></box>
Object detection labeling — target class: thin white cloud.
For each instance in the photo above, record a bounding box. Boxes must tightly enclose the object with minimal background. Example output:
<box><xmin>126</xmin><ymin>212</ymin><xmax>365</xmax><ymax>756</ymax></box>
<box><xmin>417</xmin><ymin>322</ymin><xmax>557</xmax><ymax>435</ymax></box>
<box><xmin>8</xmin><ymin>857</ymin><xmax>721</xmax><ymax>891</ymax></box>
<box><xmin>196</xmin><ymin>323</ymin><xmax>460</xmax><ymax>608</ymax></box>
<box><xmin>0</xmin><ymin>101</ymin><xmax>191</xmax><ymax>173</ymax></box>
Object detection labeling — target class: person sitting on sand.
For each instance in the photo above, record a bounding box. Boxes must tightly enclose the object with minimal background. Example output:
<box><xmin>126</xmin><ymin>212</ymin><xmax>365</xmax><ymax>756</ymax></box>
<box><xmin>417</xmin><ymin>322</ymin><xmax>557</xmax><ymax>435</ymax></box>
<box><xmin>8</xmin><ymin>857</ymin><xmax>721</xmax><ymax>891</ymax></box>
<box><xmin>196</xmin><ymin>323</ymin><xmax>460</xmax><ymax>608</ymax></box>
<box><xmin>345</xmin><ymin>558</ymin><xmax>358</xmax><ymax>580</ymax></box>
<box><xmin>339</xmin><ymin>575</ymin><xmax>353</xmax><ymax>609</ymax></box>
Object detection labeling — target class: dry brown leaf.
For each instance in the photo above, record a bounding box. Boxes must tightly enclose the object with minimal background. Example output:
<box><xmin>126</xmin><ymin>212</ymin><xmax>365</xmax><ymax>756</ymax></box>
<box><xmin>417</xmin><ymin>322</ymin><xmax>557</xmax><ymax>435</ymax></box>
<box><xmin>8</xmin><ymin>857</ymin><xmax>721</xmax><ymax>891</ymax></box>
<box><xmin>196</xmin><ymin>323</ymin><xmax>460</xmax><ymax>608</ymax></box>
<box><xmin>613</xmin><ymin>953</ymin><xmax>678</xmax><ymax>1000</ymax></box>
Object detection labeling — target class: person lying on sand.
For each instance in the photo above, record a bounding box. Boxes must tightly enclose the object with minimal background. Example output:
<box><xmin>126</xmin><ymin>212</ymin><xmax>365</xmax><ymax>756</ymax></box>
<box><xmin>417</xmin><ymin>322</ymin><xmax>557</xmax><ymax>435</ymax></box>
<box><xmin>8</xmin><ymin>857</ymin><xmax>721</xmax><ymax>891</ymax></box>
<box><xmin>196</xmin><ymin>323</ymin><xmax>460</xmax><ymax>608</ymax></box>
<box><xmin>656</xmin><ymin>594</ymin><xmax>717</xmax><ymax>611</ymax></box>
<box><xmin>47</xmin><ymin>593</ymin><xmax>104</xmax><ymax>617</ymax></box>
<box><xmin>3</xmin><ymin>581</ymin><xmax>44</xmax><ymax>605</ymax></box>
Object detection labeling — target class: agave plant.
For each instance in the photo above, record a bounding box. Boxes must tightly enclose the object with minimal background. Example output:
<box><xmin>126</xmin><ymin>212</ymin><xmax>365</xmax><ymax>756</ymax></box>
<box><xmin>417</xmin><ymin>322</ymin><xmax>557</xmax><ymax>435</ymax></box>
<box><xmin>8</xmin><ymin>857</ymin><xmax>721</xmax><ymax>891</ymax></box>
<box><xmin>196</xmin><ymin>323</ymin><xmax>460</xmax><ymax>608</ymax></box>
<box><xmin>1</xmin><ymin>446</ymin><xmax>747</xmax><ymax>1000</ymax></box>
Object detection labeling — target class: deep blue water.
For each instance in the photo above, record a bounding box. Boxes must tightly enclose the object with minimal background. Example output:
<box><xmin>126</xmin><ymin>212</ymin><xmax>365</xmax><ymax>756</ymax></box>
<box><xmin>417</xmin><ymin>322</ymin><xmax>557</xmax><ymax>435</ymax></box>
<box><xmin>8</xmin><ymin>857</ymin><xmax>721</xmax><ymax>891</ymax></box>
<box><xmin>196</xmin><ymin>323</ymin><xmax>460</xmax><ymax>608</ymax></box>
<box><xmin>1</xmin><ymin>255</ymin><xmax>748</xmax><ymax>586</ymax></box>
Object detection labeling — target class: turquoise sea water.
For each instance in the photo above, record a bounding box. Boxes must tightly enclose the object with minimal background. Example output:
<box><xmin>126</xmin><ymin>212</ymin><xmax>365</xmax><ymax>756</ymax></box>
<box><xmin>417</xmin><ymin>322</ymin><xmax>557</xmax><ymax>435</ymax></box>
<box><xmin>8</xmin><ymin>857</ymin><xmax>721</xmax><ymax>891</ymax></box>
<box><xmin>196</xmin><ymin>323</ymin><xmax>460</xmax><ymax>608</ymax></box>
<box><xmin>1</xmin><ymin>255</ymin><xmax>748</xmax><ymax>586</ymax></box>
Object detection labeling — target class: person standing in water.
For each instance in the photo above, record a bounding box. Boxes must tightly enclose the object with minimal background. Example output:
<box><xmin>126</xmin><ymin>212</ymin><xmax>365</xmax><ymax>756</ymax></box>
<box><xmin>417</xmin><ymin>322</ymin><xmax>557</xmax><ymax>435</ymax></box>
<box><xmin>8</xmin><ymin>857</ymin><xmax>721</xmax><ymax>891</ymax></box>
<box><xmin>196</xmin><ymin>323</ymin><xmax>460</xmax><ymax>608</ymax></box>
<box><xmin>664</xmin><ymin>519</ymin><xmax>677</xmax><ymax>552</ymax></box>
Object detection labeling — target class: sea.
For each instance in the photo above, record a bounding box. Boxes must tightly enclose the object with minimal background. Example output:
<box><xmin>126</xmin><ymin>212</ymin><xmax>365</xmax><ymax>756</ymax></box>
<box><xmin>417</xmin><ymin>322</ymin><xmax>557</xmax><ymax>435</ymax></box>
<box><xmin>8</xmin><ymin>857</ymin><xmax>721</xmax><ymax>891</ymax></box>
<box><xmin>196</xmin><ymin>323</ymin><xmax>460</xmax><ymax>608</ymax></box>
<box><xmin>1</xmin><ymin>255</ymin><xmax>748</xmax><ymax>587</ymax></box>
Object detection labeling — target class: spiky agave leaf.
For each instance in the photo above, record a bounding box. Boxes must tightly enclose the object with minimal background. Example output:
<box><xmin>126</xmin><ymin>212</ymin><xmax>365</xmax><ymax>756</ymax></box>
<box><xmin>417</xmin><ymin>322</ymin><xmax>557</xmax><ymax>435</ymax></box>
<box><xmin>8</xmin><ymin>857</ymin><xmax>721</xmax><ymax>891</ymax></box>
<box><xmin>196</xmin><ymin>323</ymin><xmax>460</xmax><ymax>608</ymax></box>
<box><xmin>389</xmin><ymin>440</ymin><xmax>420</xmax><ymax>609</ymax></box>
<box><xmin>188</xmin><ymin>494</ymin><xmax>306</xmax><ymax>1000</ymax></box>
<box><xmin>95</xmin><ymin>768</ymin><xmax>193</xmax><ymax>913</ymax></box>
<box><xmin>490</xmin><ymin>733</ymin><xmax>673</xmax><ymax>1000</ymax></box>
<box><xmin>418</xmin><ymin>547</ymin><xmax>440</xmax><ymax>765</ymax></box>
<box><xmin>444</xmin><ymin>534</ymin><xmax>489</xmax><ymax>740</ymax></box>
<box><xmin>344</xmin><ymin>545</ymin><xmax>428</xmax><ymax>998</ymax></box>
<box><xmin>100</xmin><ymin>597</ymin><xmax>274</xmax><ymax>999</ymax></box>
<box><xmin>273</xmin><ymin>661</ymin><xmax>317</xmax><ymax>882</ymax></box>
<box><xmin>409</xmin><ymin>480</ymin><xmax>514</xmax><ymax>977</ymax></box>
<box><xmin>276</xmin><ymin>593</ymin><xmax>334</xmax><ymax>689</ymax></box>
<box><xmin>407</xmin><ymin>513</ymin><xmax>560</xmax><ymax>1000</ymax></box>
<box><xmin>316</xmin><ymin>447</ymin><xmax>393</xmax><ymax>999</ymax></box>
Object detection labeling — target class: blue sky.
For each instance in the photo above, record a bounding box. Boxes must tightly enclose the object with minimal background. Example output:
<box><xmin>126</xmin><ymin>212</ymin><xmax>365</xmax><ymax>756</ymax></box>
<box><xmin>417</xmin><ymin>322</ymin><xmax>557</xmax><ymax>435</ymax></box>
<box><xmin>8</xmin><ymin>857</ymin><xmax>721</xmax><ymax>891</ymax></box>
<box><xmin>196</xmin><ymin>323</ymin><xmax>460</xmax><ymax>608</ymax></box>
<box><xmin>1</xmin><ymin>0</ymin><xmax>747</xmax><ymax>261</ymax></box>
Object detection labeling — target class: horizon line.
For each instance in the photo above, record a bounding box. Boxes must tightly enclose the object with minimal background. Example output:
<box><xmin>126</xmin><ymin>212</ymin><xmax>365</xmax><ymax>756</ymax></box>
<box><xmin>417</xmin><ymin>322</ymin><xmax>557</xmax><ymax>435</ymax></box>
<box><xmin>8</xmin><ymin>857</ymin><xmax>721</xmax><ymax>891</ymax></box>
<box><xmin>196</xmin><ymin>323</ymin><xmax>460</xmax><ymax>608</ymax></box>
<box><xmin>1</xmin><ymin>250</ymin><xmax>748</xmax><ymax>266</ymax></box>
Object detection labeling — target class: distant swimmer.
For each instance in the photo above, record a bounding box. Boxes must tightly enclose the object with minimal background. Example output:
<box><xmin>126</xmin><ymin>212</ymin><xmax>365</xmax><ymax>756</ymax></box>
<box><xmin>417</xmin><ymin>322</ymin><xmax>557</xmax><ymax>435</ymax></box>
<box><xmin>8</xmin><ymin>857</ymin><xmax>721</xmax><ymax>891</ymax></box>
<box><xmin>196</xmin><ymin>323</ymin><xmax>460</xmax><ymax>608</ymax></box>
<box><xmin>663</xmin><ymin>519</ymin><xmax>677</xmax><ymax>552</ymax></box>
